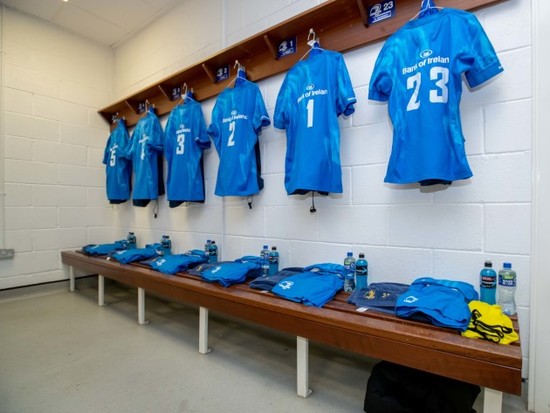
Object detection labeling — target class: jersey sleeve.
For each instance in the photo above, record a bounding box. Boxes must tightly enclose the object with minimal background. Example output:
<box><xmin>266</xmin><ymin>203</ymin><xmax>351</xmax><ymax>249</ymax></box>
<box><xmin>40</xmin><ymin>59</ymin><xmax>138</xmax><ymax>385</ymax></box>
<box><xmin>163</xmin><ymin>112</ymin><xmax>175</xmax><ymax>163</ymax></box>
<box><xmin>273</xmin><ymin>76</ymin><xmax>289</xmax><ymax>130</ymax></box>
<box><xmin>148</xmin><ymin>115</ymin><xmax>164</xmax><ymax>152</ymax></box>
<box><xmin>368</xmin><ymin>43</ymin><xmax>394</xmax><ymax>102</ymax></box>
<box><xmin>336</xmin><ymin>54</ymin><xmax>357</xmax><ymax>117</ymax></box>
<box><xmin>253</xmin><ymin>87</ymin><xmax>271</xmax><ymax>132</ymax></box>
<box><xmin>194</xmin><ymin>105</ymin><xmax>211</xmax><ymax>150</ymax></box>
<box><xmin>461</xmin><ymin>13</ymin><xmax>503</xmax><ymax>88</ymax></box>
<box><xmin>102</xmin><ymin>136</ymin><xmax>111</xmax><ymax>165</ymax></box>
<box><xmin>207</xmin><ymin>103</ymin><xmax>221</xmax><ymax>151</ymax></box>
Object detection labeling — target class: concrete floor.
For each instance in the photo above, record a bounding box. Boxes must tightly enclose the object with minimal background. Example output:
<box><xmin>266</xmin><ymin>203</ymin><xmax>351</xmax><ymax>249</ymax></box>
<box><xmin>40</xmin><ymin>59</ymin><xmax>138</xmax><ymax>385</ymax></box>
<box><xmin>0</xmin><ymin>278</ymin><xmax>530</xmax><ymax>413</ymax></box>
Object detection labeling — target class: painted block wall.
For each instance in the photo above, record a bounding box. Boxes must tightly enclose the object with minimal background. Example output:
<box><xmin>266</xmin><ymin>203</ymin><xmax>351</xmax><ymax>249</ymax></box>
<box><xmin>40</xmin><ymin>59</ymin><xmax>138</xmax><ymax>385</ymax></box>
<box><xmin>110</xmin><ymin>0</ymin><xmax>532</xmax><ymax>376</ymax></box>
<box><xmin>0</xmin><ymin>8</ymin><xmax>114</xmax><ymax>288</ymax></box>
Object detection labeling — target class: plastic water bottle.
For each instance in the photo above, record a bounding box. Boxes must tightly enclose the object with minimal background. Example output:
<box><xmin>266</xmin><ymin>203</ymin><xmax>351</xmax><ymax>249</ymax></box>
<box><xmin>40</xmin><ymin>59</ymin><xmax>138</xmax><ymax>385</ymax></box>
<box><xmin>480</xmin><ymin>260</ymin><xmax>497</xmax><ymax>305</ymax></box>
<box><xmin>127</xmin><ymin>232</ymin><xmax>136</xmax><ymax>249</ymax></box>
<box><xmin>209</xmin><ymin>240</ymin><xmax>218</xmax><ymax>264</ymax></box>
<box><xmin>204</xmin><ymin>240</ymin><xmax>211</xmax><ymax>256</ymax></box>
<box><xmin>268</xmin><ymin>246</ymin><xmax>279</xmax><ymax>276</ymax></box>
<box><xmin>160</xmin><ymin>235</ymin><xmax>172</xmax><ymax>256</ymax></box>
<box><xmin>498</xmin><ymin>262</ymin><xmax>517</xmax><ymax>316</ymax></box>
<box><xmin>344</xmin><ymin>252</ymin><xmax>356</xmax><ymax>292</ymax></box>
<box><xmin>355</xmin><ymin>253</ymin><xmax>368</xmax><ymax>289</ymax></box>
<box><xmin>260</xmin><ymin>245</ymin><xmax>269</xmax><ymax>277</ymax></box>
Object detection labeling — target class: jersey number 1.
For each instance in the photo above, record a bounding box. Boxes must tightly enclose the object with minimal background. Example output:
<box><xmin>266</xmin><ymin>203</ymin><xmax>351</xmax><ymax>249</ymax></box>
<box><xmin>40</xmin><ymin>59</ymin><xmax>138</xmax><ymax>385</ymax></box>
<box><xmin>306</xmin><ymin>99</ymin><xmax>314</xmax><ymax>128</ymax></box>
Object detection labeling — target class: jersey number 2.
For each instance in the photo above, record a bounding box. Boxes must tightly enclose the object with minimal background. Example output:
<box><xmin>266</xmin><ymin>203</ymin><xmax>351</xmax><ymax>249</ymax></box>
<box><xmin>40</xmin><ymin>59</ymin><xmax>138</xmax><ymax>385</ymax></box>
<box><xmin>227</xmin><ymin>121</ymin><xmax>236</xmax><ymax>147</ymax></box>
<box><xmin>406</xmin><ymin>66</ymin><xmax>449</xmax><ymax>111</ymax></box>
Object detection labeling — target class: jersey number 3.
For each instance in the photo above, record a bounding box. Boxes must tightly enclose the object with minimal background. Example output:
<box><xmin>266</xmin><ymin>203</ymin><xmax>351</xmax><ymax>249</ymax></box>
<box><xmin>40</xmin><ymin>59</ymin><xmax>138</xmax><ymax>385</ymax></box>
<box><xmin>406</xmin><ymin>66</ymin><xmax>449</xmax><ymax>111</ymax></box>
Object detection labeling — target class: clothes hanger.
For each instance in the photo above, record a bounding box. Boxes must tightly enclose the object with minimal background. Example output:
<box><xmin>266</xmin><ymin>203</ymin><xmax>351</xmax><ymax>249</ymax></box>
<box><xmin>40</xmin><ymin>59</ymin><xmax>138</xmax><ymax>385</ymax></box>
<box><xmin>227</xmin><ymin>60</ymin><xmax>248</xmax><ymax>88</ymax></box>
<box><xmin>180</xmin><ymin>83</ymin><xmax>195</xmax><ymax>103</ymax></box>
<box><xmin>410</xmin><ymin>0</ymin><xmax>443</xmax><ymax>20</ymax></box>
<box><xmin>299</xmin><ymin>28</ymin><xmax>322</xmax><ymax>61</ymax></box>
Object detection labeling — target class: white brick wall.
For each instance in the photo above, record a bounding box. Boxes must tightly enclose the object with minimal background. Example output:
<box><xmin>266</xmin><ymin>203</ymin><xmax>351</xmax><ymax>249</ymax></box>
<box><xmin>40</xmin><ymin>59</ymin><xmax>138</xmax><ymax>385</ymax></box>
<box><xmin>0</xmin><ymin>8</ymin><xmax>114</xmax><ymax>287</ymax></box>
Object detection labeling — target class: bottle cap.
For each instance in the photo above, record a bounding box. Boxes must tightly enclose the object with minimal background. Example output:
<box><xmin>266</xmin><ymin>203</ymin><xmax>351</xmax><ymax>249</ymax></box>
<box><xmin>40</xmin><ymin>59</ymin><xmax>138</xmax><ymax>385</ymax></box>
<box><xmin>484</xmin><ymin>260</ymin><xmax>493</xmax><ymax>267</ymax></box>
<box><xmin>359</xmin><ymin>253</ymin><xmax>365</xmax><ymax>258</ymax></box>
<box><xmin>347</xmin><ymin>252</ymin><xmax>353</xmax><ymax>257</ymax></box>
<box><xmin>271</xmin><ymin>246</ymin><xmax>277</xmax><ymax>250</ymax></box>
<box><xmin>263</xmin><ymin>245</ymin><xmax>268</xmax><ymax>249</ymax></box>
<box><xmin>211</xmin><ymin>240</ymin><xmax>216</xmax><ymax>244</ymax></box>
<box><xmin>503</xmin><ymin>262</ymin><xmax>512</xmax><ymax>269</ymax></box>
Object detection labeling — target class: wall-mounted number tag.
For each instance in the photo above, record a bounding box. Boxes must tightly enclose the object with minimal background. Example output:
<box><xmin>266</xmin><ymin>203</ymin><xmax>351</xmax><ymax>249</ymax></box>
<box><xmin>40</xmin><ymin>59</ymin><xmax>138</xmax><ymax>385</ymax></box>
<box><xmin>137</xmin><ymin>101</ymin><xmax>147</xmax><ymax>114</ymax></box>
<box><xmin>368</xmin><ymin>1</ymin><xmax>395</xmax><ymax>25</ymax></box>
<box><xmin>277</xmin><ymin>36</ymin><xmax>297</xmax><ymax>59</ymax></box>
<box><xmin>171</xmin><ymin>86</ymin><xmax>182</xmax><ymax>101</ymax></box>
<box><xmin>216</xmin><ymin>65</ymin><xmax>230</xmax><ymax>83</ymax></box>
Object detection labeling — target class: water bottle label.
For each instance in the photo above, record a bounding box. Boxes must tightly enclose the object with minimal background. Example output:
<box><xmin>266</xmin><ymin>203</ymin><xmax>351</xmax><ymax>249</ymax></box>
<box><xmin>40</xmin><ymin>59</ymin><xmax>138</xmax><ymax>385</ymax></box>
<box><xmin>499</xmin><ymin>274</ymin><xmax>516</xmax><ymax>287</ymax></box>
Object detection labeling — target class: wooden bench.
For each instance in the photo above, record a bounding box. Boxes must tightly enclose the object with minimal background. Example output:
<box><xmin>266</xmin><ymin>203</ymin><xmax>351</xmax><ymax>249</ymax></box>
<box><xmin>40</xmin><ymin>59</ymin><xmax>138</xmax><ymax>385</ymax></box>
<box><xmin>61</xmin><ymin>250</ymin><xmax>522</xmax><ymax>413</ymax></box>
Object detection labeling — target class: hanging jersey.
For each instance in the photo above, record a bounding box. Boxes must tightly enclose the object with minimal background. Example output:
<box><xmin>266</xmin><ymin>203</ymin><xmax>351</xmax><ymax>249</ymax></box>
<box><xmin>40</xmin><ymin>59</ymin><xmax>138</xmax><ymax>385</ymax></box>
<box><xmin>208</xmin><ymin>80</ymin><xmax>270</xmax><ymax>197</ymax></box>
<box><xmin>274</xmin><ymin>49</ymin><xmax>356</xmax><ymax>195</ymax></box>
<box><xmin>164</xmin><ymin>99</ymin><xmax>211</xmax><ymax>206</ymax></box>
<box><xmin>125</xmin><ymin>108</ymin><xmax>164</xmax><ymax>206</ymax></box>
<box><xmin>102</xmin><ymin>119</ymin><xmax>132</xmax><ymax>204</ymax></box>
<box><xmin>369</xmin><ymin>8</ymin><xmax>503</xmax><ymax>184</ymax></box>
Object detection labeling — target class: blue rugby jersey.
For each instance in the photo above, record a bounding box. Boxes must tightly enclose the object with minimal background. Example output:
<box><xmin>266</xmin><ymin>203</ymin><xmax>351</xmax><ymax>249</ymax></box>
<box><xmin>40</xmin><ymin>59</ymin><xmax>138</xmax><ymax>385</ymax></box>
<box><xmin>164</xmin><ymin>98</ymin><xmax>211</xmax><ymax>204</ymax></box>
<box><xmin>103</xmin><ymin>119</ymin><xmax>132</xmax><ymax>204</ymax></box>
<box><xmin>369</xmin><ymin>8</ymin><xmax>503</xmax><ymax>185</ymax></box>
<box><xmin>208</xmin><ymin>80</ymin><xmax>270</xmax><ymax>197</ymax></box>
<box><xmin>125</xmin><ymin>108</ymin><xmax>164</xmax><ymax>206</ymax></box>
<box><xmin>274</xmin><ymin>48</ymin><xmax>356</xmax><ymax>195</ymax></box>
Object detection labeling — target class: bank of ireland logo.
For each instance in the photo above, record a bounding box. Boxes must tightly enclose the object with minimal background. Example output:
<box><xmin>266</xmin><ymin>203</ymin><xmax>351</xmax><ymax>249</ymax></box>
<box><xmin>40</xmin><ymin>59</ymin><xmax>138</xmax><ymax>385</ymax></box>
<box><xmin>403</xmin><ymin>295</ymin><xmax>418</xmax><ymax>304</ymax></box>
<box><xmin>279</xmin><ymin>280</ymin><xmax>294</xmax><ymax>290</ymax></box>
<box><xmin>231</xmin><ymin>109</ymin><xmax>238</xmax><ymax>117</ymax></box>
<box><xmin>419</xmin><ymin>49</ymin><xmax>433</xmax><ymax>59</ymax></box>
<box><xmin>306</xmin><ymin>84</ymin><xmax>315</xmax><ymax>91</ymax></box>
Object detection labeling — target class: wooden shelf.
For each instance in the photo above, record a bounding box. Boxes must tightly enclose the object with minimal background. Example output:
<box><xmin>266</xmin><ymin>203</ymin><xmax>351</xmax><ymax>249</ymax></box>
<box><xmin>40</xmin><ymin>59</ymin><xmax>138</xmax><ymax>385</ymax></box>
<box><xmin>99</xmin><ymin>0</ymin><xmax>505</xmax><ymax>129</ymax></box>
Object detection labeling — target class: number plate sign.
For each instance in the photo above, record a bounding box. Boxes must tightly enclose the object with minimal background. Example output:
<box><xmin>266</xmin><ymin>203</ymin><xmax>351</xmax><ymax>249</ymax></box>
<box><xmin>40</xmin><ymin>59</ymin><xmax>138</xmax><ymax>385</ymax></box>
<box><xmin>277</xmin><ymin>36</ymin><xmax>297</xmax><ymax>59</ymax></box>
<box><xmin>216</xmin><ymin>65</ymin><xmax>230</xmax><ymax>83</ymax></box>
<box><xmin>368</xmin><ymin>1</ymin><xmax>395</xmax><ymax>25</ymax></box>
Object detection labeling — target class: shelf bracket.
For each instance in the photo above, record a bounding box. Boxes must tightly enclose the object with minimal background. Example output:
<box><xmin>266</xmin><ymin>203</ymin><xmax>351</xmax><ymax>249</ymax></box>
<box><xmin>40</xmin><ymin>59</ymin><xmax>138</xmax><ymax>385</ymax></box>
<box><xmin>263</xmin><ymin>34</ymin><xmax>279</xmax><ymax>60</ymax></box>
<box><xmin>357</xmin><ymin>0</ymin><xmax>370</xmax><ymax>27</ymax></box>
<box><xmin>202</xmin><ymin>63</ymin><xmax>217</xmax><ymax>84</ymax></box>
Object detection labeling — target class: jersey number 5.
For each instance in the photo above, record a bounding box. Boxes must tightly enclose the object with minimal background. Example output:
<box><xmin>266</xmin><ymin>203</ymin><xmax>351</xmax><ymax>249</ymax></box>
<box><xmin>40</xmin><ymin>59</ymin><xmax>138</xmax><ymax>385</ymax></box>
<box><xmin>406</xmin><ymin>66</ymin><xmax>449</xmax><ymax>111</ymax></box>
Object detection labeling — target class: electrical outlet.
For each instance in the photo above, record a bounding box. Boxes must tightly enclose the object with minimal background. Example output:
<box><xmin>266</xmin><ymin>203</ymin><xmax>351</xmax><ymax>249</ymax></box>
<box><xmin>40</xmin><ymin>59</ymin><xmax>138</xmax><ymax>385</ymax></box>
<box><xmin>0</xmin><ymin>249</ymin><xmax>15</xmax><ymax>260</ymax></box>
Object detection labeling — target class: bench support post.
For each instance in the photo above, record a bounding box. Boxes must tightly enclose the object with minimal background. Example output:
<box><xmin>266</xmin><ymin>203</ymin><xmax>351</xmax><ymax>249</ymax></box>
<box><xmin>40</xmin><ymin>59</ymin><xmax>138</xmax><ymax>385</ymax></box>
<box><xmin>199</xmin><ymin>306</ymin><xmax>211</xmax><ymax>354</ymax></box>
<box><xmin>483</xmin><ymin>388</ymin><xmax>503</xmax><ymax>413</ymax></box>
<box><xmin>297</xmin><ymin>336</ymin><xmax>312</xmax><ymax>397</ymax></box>
<box><xmin>138</xmin><ymin>287</ymin><xmax>148</xmax><ymax>325</ymax></box>
<box><xmin>98</xmin><ymin>275</ymin><xmax>105</xmax><ymax>306</ymax></box>
<box><xmin>69</xmin><ymin>265</ymin><xmax>75</xmax><ymax>292</ymax></box>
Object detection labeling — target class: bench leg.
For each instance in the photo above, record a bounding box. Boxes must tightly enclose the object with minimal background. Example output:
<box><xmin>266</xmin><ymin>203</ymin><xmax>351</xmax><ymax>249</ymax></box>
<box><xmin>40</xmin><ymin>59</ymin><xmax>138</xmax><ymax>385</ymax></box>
<box><xmin>98</xmin><ymin>275</ymin><xmax>105</xmax><ymax>306</ymax></box>
<box><xmin>297</xmin><ymin>336</ymin><xmax>312</xmax><ymax>398</ymax></box>
<box><xmin>483</xmin><ymin>388</ymin><xmax>503</xmax><ymax>413</ymax></box>
<box><xmin>68</xmin><ymin>265</ymin><xmax>75</xmax><ymax>292</ymax></box>
<box><xmin>199</xmin><ymin>306</ymin><xmax>211</xmax><ymax>354</ymax></box>
<box><xmin>138</xmin><ymin>288</ymin><xmax>148</xmax><ymax>325</ymax></box>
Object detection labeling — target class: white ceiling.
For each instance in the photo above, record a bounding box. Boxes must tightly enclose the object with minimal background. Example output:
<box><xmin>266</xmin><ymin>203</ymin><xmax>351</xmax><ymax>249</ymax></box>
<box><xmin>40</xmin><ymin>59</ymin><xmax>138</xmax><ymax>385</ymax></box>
<box><xmin>0</xmin><ymin>0</ymin><xmax>182</xmax><ymax>47</ymax></box>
